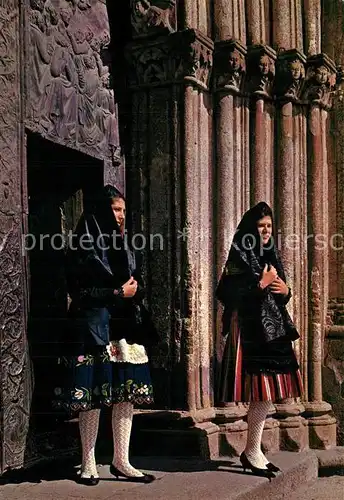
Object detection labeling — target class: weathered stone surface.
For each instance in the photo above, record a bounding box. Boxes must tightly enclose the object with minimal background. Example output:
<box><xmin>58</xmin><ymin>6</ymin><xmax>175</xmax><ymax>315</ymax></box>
<box><xmin>127</xmin><ymin>29</ymin><xmax>213</xmax><ymax>90</ymax></box>
<box><xmin>131</xmin><ymin>0</ymin><xmax>176</xmax><ymax>38</ymax></box>
<box><xmin>279</xmin><ymin>417</ymin><xmax>309</xmax><ymax>452</ymax></box>
<box><xmin>213</xmin><ymin>40</ymin><xmax>246</xmax><ymax>94</ymax></box>
<box><xmin>0</xmin><ymin>1</ymin><xmax>32</xmax><ymax>475</ymax></box>
<box><xmin>275</xmin><ymin>49</ymin><xmax>306</xmax><ymax>102</ymax></box>
<box><xmin>26</xmin><ymin>0</ymin><xmax>121</xmax><ymax>165</ymax></box>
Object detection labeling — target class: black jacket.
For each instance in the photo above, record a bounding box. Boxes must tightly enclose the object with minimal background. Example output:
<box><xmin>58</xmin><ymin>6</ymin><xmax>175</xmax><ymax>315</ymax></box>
<box><xmin>66</xmin><ymin>213</ymin><xmax>159</xmax><ymax>349</ymax></box>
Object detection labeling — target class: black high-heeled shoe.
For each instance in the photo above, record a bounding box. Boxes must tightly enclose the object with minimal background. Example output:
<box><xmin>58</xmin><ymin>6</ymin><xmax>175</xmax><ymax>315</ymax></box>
<box><xmin>239</xmin><ymin>452</ymin><xmax>276</xmax><ymax>481</ymax></box>
<box><xmin>78</xmin><ymin>475</ymin><xmax>100</xmax><ymax>486</ymax></box>
<box><xmin>266</xmin><ymin>462</ymin><xmax>281</xmax><ymax>473</ymax></box>
<box><xmin>110</xmin><ymin>464</ymin><xmax>156</xmax><ymax>483</ymax></box>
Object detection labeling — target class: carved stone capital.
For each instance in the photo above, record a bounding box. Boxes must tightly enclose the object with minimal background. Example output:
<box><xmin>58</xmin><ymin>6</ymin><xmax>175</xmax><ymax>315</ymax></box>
<box><xmin>127</xmin><ymin>29</ymin><xmax>213</xmax><ymax>90</ymax></box>
<box><xmin>275</xmin><ymin>49</ymin><xmax>307</xmax><ymax>102</ymax></box>
<box><xmin>247</xmin><ymin>45</ymin><xmax>276</xmax><ymax>98</ymax></box>
<box><xmin>131</xmin><ymin>0</ymin><xmax>176</xmax><ymax>38</ymax></box>
<box><xmin>303</xmin><ymin>54</ymin><xmax>337</xmax><ymax>109</ymax></box>
<box><xmin>213</xmin><ymin>40</ymin><xmax>246</xmax><ymax>94</ymax></box>
<box><xmin>172</xmin><ymin>30</ymin><xmax>213</xmax><ymax>89</ymax></box>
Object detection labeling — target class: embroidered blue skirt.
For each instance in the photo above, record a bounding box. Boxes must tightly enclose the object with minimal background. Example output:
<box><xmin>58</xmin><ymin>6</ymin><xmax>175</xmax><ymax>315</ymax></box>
<box><xmin>52</xmin><ymin>344</ymin><xmax>154</xmax><ymax>416</ymax></box>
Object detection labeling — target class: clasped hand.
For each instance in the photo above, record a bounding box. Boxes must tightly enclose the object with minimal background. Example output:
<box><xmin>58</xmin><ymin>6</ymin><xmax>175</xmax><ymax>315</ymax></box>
<box><xmin>120</xmin><ymin>276</ymin><xmax>138</xmax><ymax>298</ymax></box>
<box><xmin>260</xmin><ymin>264</ymin><xmax>289</xmax><ymax>296</ymax></box>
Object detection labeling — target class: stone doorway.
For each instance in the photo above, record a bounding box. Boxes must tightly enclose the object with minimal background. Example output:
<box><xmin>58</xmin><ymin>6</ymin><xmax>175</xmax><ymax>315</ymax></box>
<box><xmin>26</xmin><ymin>132</ymin><xmax>103</xmax><ymax>459</ymax></box>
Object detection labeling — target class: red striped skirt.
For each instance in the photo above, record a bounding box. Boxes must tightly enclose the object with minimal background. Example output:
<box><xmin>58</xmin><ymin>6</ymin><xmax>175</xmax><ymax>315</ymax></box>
<box><xmin>219</xmin><ymin>311</ymin><xmax>303</xmax><ymax>403</ymax></box>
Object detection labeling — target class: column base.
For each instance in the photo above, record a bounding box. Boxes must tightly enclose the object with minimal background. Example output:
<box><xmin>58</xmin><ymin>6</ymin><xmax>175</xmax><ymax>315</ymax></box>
<box><xmin>129</xmin><ymin>403</ymin><xmax>337</xmax><ymax>459</ymax></box>
<box><xmin>274</xmin><ymin>402</ymin><xmax>309</xmax><ymax>452</ymax></box>
<box><xmin>131</xmin><ymin>409</ymin><xmax>219</xmax><ymax>459</ymax></box>
<box><xmin>304</xmin><ymin>402</ymin><xmax>337</xmax><ymax>449</ymax></box>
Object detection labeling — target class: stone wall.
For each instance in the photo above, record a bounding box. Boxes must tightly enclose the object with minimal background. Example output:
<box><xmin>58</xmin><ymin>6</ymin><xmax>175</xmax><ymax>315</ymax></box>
<box><xmin>124</xmin><ymin>0</ymin><xmax>341</xmax><ymax>455</ymax></box>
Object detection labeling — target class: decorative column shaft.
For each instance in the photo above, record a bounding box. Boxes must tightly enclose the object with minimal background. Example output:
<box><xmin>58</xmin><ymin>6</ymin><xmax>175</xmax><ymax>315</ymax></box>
<box><xmin>127</xmin><ymin>28</ymin><xmax>214</xmax><ymax>416</ymax></box>
<box><xmin>302</xmin><ymin>53</ymin><xmax>337</xmax><ymax>448</ymax></box>
<box><xmin>303</xmin><ymin>0</ymin><xmax>321</xmax><ymax>55</ymax></box>
<box><xmin>272</xmin><ymin>50</ymin><xmax>309</xmax><ymax>452</ymax></box>
<box><xmin>245</xmin><ymin>0</ymin><xmax>269</xmax><ymax>45</ymax></box>
<box><xmin>272</xmin><ymin>0</ymin><xmax>303</xmax><ymax>51</ymax></box>
<box><xmin>248</xmin><ymin>45</ymin><xmax>276</xmax><ymax>206</ymax></box>
<box><xmin>304</xmin><ymin>55</ymin><xmax>336</xmax><ymax>401</ymax></box>
<box><xmin>275</xmin><ymin>50</ymin><xmax>307</xmax><ymax>355</ymax></box>
<box><xmin>0</xmin><ymin>1</ymin><xmax>32</xmax><ymax>474</ymax></box>
<box><xmin>214</xmin><ymin>0</ymin><xmax>246</xmax><ymax>42</ymax></box>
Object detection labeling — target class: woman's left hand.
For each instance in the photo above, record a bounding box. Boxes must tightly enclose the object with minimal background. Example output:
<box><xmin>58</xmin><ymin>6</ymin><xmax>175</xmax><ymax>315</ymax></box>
<box><xmin>269</xmin><ymin>276</ymin><xmax>289</xmax><ymax>296</ymax></box>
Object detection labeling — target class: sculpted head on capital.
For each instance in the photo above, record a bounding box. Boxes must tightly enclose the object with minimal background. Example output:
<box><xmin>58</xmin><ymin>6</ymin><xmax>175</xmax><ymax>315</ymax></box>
<box><xmin>258</xmin><ymin>55</ymin><xmax>272</xmax><ymax>76</ymax></box>
<box><xmin>315</xmin><ymin>65</ymin><xmax>329</xmax><ymax>85</ymax></box>
<box><xmin>228</xmin><ymin>50</ymin><xmax>243</xmax><ymax>72</ymax></box>
<box><xmin>289</xmin><ymin>59</ymin><xmax>304</xmax><ymax>81</ymax></box>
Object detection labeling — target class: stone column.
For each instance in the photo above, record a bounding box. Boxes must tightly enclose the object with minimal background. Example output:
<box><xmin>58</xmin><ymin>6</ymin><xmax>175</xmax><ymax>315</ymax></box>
<box><xmin>303</xmin><ymin>54</ymin><xmax>337</xmax><ymax>448</ymax></box>
<box><xmin>272</xmin><ymin>0</ymin><xmax>303</xmax><ymax>51</ymax></box>
<box><xmin>245</xmin><ymin>0</ymin><xmax>269</xmax><ymax>45</ymax></box>
<box><xmin>303</xmin><ymin>0</ymin><xmax>321</xmax><ymax>56</ymax></box>
<box><xmin>0</xmin><ymin>2</ymin><xmax>32</xmax><ymax>474</ymax></box>
<box><xmin>275</xmin><ymin>50</ymin><xmax>307</xmax><ymax>344</ymax></box>
<box><xmin>273</xmin><ymin>50</ymin><xmax>308</xmax><ymax>451</ymax></box>
<box><xmin>214</xmin><ymin>0</ymin><xmax>246</xmax><ymax>42</ymax></box>
<box><xmin>247</xmin><ymin>45</ymin><xmax>276</xmax><ymax>206</ymax></box>
<box><xmin>213</xmin><ymin>39</ymin><xmax>250</xmax><ymax>455</ymax></box>
<box><xmin>126</xmin><ymin>21</ymin><xmax>219</xmax><ymax>457</ymax></box>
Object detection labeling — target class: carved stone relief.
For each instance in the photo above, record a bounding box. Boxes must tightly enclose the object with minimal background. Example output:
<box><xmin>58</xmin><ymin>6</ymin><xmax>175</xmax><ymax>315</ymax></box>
<box><xmin>131</xmin><ymin>0</ymin><xmax>176</xmax><ymax>37</ymax></box>
<box><xmin>214</xmin><ymin>40</ymin><xmax>246</xmax><ymax>94</ymax></box>
<box><xmin>127</xmin><ymin>30</ymin><xmax>213</xmax><ymax>90</ymax></box>
<box><xmin>303</xmin><ymin>54</ymin><xmax>337</xmax><ymax>109</ymax></box>
<box><xmin>26</xmin><ymin>0</ymin><xmax>121</xmax><ymax>165</ymax></box>
<box><xmin>247</xmin><ymin>45</ymin><xmax>276</xmax><ymax>97</ymax></box>
<box><xmin>275</xmin><ymin>50</ymin><xmax>306</xmax><ymax>102</ymax></box>
<box><xmin>0</xmin><ymin>2</ymin><xmax>32</xmax><ymax>474</ymax></box>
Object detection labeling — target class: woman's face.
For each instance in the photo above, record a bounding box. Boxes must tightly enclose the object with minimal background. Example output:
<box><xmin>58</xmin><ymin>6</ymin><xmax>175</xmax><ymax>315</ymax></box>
<box><xmin>111</xmin><ymin>197</ymin><xmax>126</xmax><ymax>231</ymax></box>
<box><xmin>257</xmin><ymin>215</ymin><xmax>272</xmax><ymax>245</ymax></box>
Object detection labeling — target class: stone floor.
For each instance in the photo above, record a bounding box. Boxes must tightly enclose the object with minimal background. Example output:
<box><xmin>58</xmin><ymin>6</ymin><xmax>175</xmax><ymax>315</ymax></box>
<box><xmin>0</xmin><ymin>451</ymin><xmax>323</xmax><ymax>500</ymax></box>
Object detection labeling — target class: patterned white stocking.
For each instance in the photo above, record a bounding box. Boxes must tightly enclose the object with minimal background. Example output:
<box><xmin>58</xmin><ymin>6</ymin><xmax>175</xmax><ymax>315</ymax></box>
<box><xmin>244</xmin><ymin>401</ymin><xmax>271</xmax><ymax>469</ymax></box>
<box><xmin>112</xmin><ymin>402</ymin><xmax>144</xmax><ymax>478</ymax></box>
<box><xmin>79</xmin><ymin>409</ymin><xmax>100</xmax><ymax>479</ymax></box>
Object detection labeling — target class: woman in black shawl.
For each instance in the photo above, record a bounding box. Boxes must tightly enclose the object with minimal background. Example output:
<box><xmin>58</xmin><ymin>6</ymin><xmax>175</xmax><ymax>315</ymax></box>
<box><xmin>216</xmin><ymin>202</ymin><xmax>302</xmax><ymax>478</ymax></box>
<box><xmin>53</xmin><ymin>185</ymin><xmax>158</xmax><ymax>485</ymax></box>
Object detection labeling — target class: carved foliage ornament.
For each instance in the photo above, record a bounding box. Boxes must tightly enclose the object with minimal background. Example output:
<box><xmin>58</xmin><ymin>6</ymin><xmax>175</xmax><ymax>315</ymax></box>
<box><xmin>128</xmin><ymin>30</ymin><xmax>213</xmax><ymax>89</ymax></box>
<box><xmin>131</xmin><ymin>0</ymin><xmax>176</xmax><ymax>37</ymax></box>
<box><xmin>175</xmin><ymin>37</ymin><xmax>213</xmax><ymax>88</ymax></box>
<box><xmin>0</xmin><ymin>3</ymin><xmax>31</xmax><ymax>474</ymax></box>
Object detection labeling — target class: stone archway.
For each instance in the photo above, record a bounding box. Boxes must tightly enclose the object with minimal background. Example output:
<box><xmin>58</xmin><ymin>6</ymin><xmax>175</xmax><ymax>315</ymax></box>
<box><xmin>0</xmin><ymin>0</ymin><xmax>126</xmax><ymax>474</ymax></box>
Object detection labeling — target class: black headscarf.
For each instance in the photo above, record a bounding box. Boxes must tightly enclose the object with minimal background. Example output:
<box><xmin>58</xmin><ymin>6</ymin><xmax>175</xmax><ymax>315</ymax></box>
<box><xmin>66</xmin><ymin>185</ymin><xmax>131</xmax><ymax>296</ymax></box>
<box><xmin>225</xmin><ymin>201</ymin><xmax>285</xmax><ymax>284</ymax></box>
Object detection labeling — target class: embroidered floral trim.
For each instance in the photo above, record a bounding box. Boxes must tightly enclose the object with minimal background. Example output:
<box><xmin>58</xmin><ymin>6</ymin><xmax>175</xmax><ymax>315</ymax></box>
<box><xmin>52</xmin><ymin>380</ymin><xmax>154</xmax><ymax>412</ymax></box>
<box><xmin>76</xmin><ymin>354</ymin><xmax>94</xmax><ymax>366</ymax></box>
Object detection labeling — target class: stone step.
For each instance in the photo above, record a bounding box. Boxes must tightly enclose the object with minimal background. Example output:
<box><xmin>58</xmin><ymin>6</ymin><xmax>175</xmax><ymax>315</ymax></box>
<box><xmin>0</xmin><ymin>451</ymin><xmax>324</xmax><ymax>500</ymax></box>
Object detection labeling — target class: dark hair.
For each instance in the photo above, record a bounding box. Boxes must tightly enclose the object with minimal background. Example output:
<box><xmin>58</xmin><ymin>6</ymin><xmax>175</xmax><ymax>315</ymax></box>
<box><xmin>237</xmin><ymin>201</ymin><xmax>273</xmax><ymax>236</ymax></box>
<box><xmin>102</xmin><ymin>184</ymin><xmax>125</xmax><ymax>202</ymax></box>
<box><xmin>85</xmin><ymin>184</ymin><xmax>125</xmax><ymax>233</ymax></box>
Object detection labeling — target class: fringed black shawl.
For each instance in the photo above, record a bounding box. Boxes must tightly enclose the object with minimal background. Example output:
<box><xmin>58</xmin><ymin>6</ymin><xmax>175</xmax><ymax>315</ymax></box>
<box><xmin>216</xmin><ymin>202</ymin><xmax>299</xmax><ymax>344</ymax></box>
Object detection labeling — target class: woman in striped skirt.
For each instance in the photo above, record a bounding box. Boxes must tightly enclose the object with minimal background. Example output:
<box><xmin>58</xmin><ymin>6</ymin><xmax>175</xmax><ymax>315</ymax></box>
<box><xmin>216</xmin><ymin>202</ymin><xmax>303</xmax><ymax>479</ymax></box>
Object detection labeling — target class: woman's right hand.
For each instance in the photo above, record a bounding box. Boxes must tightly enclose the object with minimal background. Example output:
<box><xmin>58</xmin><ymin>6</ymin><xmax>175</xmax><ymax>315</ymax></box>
<box><xmin>121</xmin><ymin>276</ymin><xmax>138</xmax><ymax>298</ymax></box>
<box><xmin>259</xmin><ymin>264</ymin><xmax>278</xmax><ymax>289</ymax></box>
